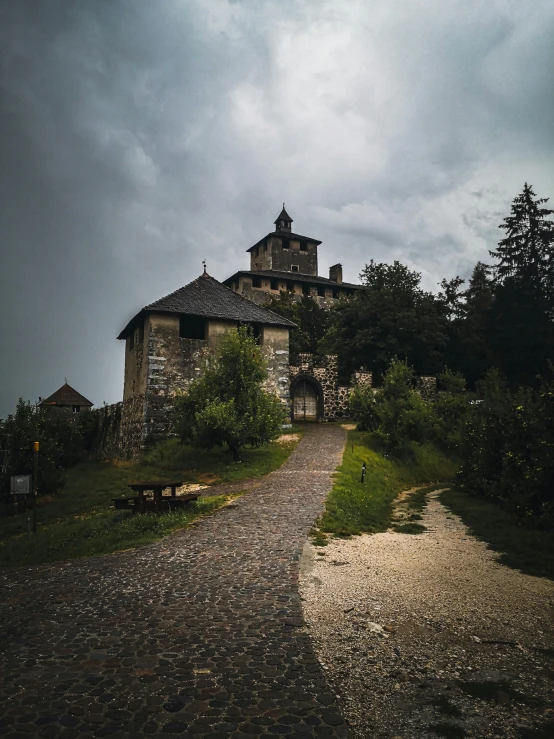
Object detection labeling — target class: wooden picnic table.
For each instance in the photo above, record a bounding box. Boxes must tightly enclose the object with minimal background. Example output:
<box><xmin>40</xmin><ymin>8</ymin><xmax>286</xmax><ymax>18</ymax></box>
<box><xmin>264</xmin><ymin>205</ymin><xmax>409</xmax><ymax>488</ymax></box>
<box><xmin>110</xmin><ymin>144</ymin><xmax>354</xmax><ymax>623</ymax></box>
<box><xmin>115</xmin><ymin>482</ymin><xmax>200</xmax><ymax>514</ymax></box>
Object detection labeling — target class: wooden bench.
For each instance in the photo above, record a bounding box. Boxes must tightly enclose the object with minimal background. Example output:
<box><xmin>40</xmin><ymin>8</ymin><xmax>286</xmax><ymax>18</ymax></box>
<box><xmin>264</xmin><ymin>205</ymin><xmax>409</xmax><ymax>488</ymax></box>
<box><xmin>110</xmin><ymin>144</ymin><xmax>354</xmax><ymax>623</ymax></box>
<box><xmin>125</xmin><ymin>482</ymin><xmax>200</xmax><ymax>514</ymax></box>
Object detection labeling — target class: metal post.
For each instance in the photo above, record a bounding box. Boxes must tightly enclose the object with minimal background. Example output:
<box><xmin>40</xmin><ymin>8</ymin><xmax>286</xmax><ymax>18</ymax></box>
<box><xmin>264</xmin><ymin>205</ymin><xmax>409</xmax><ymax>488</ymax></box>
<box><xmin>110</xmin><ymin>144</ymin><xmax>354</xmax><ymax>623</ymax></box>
<box><xmin>32</xmin><ymin>441</ymin><xmax>39</xmax><ymax>533</ymax></box>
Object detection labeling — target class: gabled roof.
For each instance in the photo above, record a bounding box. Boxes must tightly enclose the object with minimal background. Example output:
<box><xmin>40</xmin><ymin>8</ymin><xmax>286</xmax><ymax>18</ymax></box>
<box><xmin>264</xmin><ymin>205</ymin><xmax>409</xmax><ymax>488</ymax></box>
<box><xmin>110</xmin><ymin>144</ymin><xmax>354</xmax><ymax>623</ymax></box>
<box><xmin>117</xmin><ymin>272</ymin><xmax>296</xmax><ymax>339</ymax></box>
<box><xmin>39</xmin><ymin>383</ymin><xmax>93</xmax><ymax>408</ymax></box>
<box><xmin>247</xmin><ymin>230</ymin><xmax>322</xmax><ymax>253</ymax></box>
<box><xmin>224</xmin><ymin>269</ymin><xmax>361</xmax><ymax>291</ymax></box>
<box><xmin>274</xmin><ymin>206</ymin><xmax>293</xmax><ymax>225</ymax></box>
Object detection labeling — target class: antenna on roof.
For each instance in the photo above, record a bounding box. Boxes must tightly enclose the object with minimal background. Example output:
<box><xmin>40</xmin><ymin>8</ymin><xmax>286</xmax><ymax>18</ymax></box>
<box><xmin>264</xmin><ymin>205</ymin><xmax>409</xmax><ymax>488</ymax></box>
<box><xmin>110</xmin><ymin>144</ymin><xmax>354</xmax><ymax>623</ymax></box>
<box><xmin>64</xmin><ymin>378</ymin><xmax>67</xmax><ymax>384</ymax></box>
<box><xmin>202</xmin><ymin>259</ymin><xmax>207</xmax><ymax>274</ymax></box>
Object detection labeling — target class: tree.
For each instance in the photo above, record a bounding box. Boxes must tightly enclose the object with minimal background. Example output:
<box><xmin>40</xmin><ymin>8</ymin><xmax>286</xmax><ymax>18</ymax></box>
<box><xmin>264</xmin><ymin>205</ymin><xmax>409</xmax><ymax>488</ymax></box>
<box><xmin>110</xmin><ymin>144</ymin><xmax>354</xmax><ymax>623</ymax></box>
<box><xmin>173</xmin><ymin>327</ymin><xmax>286</xmax><ymax>460</ymax></box>
<box><xmin>265</xmin><ymin>292</ymin><xmax>329</xmax><ymax>364</ymax></box>
<box><xmin>488</xmin><ymin>185</ymin><xmax>554</xmax><ymax>384</ymax></box>
<box><xmin>0</xmin><ymin>400</ymin><xmax>83</xmax><ymax>495</ymax></box>
<box><xmin>326</xmin><ymin>261</ymin><xmax>448</xmax><ymax>381</ymax></box>
<box><xmin>491</xmin><ymin>183</ymin><xmax>554</xmax><ymax>293</ymax></box>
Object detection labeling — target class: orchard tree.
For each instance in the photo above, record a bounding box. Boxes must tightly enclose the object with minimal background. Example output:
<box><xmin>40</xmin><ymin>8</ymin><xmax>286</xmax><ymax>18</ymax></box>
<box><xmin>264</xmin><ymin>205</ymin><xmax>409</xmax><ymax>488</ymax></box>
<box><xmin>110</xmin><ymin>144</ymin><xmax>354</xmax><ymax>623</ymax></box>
<box><xmin>173</xmin><ymin>326</ymin><xmax>286</xmax><ymax>460</ymax></box>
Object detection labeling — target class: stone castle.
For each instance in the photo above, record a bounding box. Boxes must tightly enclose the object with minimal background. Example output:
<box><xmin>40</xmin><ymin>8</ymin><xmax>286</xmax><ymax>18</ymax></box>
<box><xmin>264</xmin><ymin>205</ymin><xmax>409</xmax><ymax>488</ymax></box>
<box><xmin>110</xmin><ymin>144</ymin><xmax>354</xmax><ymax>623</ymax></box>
<box><xmin>113</xmin><ymin>207</ymin><xmax>371</xmax><ymax>457</ymax></box>
<box><xmin>112</xmin><ymin>207</ymin><xmax>435</xmax><ymax>458</ymax></box>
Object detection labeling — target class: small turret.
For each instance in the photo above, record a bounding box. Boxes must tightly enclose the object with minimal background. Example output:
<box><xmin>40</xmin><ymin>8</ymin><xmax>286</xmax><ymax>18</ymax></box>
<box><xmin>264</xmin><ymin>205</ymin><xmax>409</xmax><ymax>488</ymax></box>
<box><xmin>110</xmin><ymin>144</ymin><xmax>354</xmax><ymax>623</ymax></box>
<box><xmin>274</xmin><ymin>204</ymin><xmax>293</xmax><ymax>233</ymax></box>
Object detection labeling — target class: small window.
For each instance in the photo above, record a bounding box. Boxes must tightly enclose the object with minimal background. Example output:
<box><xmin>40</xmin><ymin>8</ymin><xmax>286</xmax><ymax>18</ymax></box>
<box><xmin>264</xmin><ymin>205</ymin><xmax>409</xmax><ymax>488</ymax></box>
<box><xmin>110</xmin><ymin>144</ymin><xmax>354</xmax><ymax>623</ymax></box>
<box><xmin>72</xmin><ymin>405</ymin><xmax>80</xmax><ymax>413</ymax></box>
<box><xmin>332</xmin><ymin>289</ymin><xmax>339</xmax><ymax>299</ymax></box>
<box><xmin>302</xmin><ymin>283</ymin><xmax>310</xmax><ymax>295</ymax></box>
<box><xmin>179</xmin><ymin>315</ymin><xmax>206</xmax><ymax>340</ymax></box>
<box><xmin>281</xmin><ymin>220</ymin><xmax>287</xmax><ymax>228</ymax></box>
<box><xmin>286</xmin><ymin>281</ymin><xmax>294</xmax><ymax>292</ymax></box>
<box><xmin>282</xmin><ymin>239</ymin><xmax>290</xmax><ymax>250</ymax></box>
<box><xmin>317</xmin><ymin>286</ymin><xmax>325</xmax><ymax>297</ymax></box>
<box><xmin>300</xmin><ymin>241</ymin><xmax>308</xmax><ymax>252</ymax></box>
<box><xmin>270</xmin><ymin>278</ymin><xmax>278</xmax><ymax>290</ymax></box>
<box><xmin>291</xmin><ymin>265</ymin><xmax>299</xmax><ymax>272</ymax></box>
<box><xmin>252</xmin><ymin>276</ymin><xmax>261</xmax><ymax>288</ymax></box>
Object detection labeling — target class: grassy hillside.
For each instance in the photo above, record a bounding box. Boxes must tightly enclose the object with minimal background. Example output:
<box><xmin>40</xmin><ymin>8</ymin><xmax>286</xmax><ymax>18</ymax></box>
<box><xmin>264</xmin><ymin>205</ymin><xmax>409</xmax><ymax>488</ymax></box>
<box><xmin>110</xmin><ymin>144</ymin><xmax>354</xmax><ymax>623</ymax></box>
<box><xmin>0</xmin><ymin>431</ymin><xmax>301</xmax><ymax>567</ymax></box>
<box><xmin>317</xmin><ymin>431</ymin><xmax>457</xmax><ymax>536</ymax></box>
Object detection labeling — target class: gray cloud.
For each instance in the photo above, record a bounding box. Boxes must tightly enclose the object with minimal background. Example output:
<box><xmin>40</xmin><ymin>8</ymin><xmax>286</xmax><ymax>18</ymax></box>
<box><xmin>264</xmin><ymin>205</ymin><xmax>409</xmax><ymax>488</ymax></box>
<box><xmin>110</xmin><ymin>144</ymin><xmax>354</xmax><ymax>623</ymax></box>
<box><xmin>1</xmin><ymin>0</ymin><xmax>554</xmax><ymax>415</ymax></box>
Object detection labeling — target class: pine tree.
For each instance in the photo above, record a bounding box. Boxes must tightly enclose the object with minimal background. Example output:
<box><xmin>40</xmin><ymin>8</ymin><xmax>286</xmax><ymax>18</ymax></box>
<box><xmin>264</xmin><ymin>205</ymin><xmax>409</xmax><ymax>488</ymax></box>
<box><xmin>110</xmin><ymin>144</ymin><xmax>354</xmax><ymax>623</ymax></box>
<box><xmin>490</xmin><ymin>183</ymin><xmax>554</xmax><ymax>294</ymax></box>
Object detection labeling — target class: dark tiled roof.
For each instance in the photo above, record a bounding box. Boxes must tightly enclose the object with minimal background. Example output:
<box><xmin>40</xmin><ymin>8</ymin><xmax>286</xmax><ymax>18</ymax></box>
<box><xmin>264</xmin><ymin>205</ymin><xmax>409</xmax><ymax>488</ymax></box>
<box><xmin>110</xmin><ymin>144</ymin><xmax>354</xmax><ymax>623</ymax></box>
<box><xmin>247</xmin><ymin>230</ymin><xmax>322</xmax><ymax>252</ymax></box>
<box><xmin>224</xmin><ymin>269</ymin><xmax>361</xmax><ymax>291</ymax></box>
<box><xmin>39</xmin><ymin>383</ymin><xmax>93</xmax><ymax>408</ymax></box>
<box><xmin>117</xmin><ymin>272</ymin><xmax>296</xmax><ymax>339</ymax></box>
<box><xmin>274</xmin><ymin>206</ymin><xmax>293</xmax><ymax>224</ymax></box>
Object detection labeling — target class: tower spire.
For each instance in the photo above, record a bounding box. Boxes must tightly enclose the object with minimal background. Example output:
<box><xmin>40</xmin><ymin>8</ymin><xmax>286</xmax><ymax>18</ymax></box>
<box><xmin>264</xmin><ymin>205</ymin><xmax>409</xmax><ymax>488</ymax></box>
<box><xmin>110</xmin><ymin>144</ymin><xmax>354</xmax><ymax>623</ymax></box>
<box><xmin>274</xmin><ymin>204</ymin><xmax>293</xmax><ymax>233</ymax></box>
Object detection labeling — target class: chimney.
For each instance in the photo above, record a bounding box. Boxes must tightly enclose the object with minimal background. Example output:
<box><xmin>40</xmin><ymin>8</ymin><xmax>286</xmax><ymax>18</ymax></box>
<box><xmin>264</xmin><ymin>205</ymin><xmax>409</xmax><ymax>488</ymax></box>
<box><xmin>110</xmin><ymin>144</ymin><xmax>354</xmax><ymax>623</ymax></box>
<box><xmin>329</xmin><ymin>263</ymin><xmax>343</xmax><ymax>284</ymax></box>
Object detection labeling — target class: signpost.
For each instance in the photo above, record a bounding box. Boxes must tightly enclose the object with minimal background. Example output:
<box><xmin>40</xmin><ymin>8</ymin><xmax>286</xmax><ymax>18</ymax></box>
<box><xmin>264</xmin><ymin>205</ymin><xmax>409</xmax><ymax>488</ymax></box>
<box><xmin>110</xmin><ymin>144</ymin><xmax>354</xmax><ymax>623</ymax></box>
<box><xmin>32</xmin><ymin>442</ymin><xmax>39</xmax><ymax>533</ymax></box>
<box><xmin>10</xmin><ymin>475</ymin><xmax>32</xmax><ymax>495</ymax></box>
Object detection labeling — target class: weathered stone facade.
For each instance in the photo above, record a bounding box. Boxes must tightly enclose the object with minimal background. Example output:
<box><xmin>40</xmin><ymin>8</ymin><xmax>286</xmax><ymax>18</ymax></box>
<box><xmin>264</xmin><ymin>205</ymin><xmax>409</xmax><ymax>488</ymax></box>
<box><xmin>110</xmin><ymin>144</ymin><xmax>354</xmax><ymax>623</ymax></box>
<box><xmin>289</xmin><ymin>353</ymin><xmax>372</xmax><ymax>421</ymax></box>
<box><xmin>120</xmin><ymin>313</ymin><xmax>291</xmax><ymax>459</ymax></box>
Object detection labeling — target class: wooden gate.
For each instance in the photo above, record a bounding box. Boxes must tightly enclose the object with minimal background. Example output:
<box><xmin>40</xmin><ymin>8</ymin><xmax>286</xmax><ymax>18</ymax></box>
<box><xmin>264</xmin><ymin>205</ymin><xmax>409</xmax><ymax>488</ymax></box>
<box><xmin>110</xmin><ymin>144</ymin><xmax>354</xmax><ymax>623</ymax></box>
<box><xmin>292</xmin><ymin>380</ymin><xmax>318</xmax><ymax>421</ymax></box>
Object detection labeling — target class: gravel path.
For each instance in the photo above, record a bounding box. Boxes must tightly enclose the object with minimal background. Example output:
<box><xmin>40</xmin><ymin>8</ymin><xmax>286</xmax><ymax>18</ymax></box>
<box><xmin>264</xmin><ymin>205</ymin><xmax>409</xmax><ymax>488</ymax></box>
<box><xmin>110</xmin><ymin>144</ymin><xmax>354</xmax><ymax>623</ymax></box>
<box><xmin>0</xmin><ymin>424</ymin><xmax>352</xmax><ymax>739</ymax></box>
<box><xmin>300</xmin><ymin>490</ymin><xmax>554</xmax><ymax>738</ymax></box>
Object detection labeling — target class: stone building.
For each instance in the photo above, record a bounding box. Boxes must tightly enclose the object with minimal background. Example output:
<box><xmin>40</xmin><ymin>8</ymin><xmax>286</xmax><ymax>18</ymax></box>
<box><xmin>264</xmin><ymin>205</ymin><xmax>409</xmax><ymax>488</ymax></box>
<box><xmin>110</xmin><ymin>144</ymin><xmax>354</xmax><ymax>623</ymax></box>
<box><xmin>223</xmin><ymin>207</ymin><xmax>361</xmax><ymax>306</ymax></box>
<box><xmin>117</xmin><ymin>270</ymin><xmax>295</xmax><ymax>458</ymax></box>
<box><xmin>38</xmin><ymin>382</ymin><xmax>93</xmax><ymax>415</ymax></box>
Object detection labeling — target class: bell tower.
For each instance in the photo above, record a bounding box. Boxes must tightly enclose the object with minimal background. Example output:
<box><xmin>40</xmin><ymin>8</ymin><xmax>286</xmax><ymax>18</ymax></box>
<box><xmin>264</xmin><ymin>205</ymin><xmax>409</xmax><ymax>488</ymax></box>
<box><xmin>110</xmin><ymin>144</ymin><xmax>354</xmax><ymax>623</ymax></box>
<box><xmin>274</xmin><ymin>205</ymin><xmax>293</xmax><ymax>233</ymax></box>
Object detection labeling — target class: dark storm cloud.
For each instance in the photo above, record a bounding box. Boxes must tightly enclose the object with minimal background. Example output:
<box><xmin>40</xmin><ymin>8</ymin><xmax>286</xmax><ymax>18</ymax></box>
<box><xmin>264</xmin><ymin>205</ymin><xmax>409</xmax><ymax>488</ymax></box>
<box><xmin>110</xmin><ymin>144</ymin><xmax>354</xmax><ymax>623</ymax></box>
<box><xmin>1</xmin><ymin>0</ymin><xmax>553</xmax><ymax>415</ymax></box>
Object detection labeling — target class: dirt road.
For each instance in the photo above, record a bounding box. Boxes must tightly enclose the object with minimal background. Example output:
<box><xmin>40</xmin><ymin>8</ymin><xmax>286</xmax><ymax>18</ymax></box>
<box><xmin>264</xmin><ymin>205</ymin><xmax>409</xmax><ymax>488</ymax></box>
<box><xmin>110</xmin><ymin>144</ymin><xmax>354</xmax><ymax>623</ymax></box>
<box><xmin>300</xmin><ymin>490</ymin><xmax>554</xmax><ymax>738</ymax></box>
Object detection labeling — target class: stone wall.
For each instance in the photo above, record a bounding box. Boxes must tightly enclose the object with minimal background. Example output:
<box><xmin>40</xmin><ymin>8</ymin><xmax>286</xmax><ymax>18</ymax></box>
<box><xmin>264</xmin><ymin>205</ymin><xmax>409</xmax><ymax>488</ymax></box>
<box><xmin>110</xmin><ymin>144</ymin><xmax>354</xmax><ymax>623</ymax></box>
<box><xmin>120</xmin><ymin>315</ymin><xmax>291</xmax><ymax>459</ymax></box>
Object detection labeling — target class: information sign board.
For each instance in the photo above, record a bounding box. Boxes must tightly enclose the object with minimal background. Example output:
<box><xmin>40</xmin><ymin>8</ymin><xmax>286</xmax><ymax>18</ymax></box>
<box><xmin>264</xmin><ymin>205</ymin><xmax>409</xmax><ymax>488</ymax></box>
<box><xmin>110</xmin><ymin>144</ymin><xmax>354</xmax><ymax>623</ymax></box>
<box><xmin>10</xmin><ymin>475</ymin><xmax>32</xmax><ymax>495</ymax></box>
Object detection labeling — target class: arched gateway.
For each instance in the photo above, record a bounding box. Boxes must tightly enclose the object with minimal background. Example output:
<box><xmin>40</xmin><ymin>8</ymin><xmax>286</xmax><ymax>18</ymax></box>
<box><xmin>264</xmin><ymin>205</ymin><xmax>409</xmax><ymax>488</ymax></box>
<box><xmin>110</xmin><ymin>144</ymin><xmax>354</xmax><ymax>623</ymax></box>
<box><xmin>290</xmin><ymin>376</ymin><xmax>322</xmax><ymax>422</ymax></box>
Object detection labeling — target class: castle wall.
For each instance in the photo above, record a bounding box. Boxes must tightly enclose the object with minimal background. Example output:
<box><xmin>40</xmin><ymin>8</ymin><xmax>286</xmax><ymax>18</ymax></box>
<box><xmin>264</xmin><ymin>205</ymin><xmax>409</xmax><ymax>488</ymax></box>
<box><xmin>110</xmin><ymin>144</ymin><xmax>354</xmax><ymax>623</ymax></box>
<box><xmin>120</xmin><ymin>313</ymin><xmax>291</xmax><ymax>458</ymax></box>
<box><xmin>250</xmin><ymin>235</ymin><xmax>318</xmax><ymax>275</ymax></box>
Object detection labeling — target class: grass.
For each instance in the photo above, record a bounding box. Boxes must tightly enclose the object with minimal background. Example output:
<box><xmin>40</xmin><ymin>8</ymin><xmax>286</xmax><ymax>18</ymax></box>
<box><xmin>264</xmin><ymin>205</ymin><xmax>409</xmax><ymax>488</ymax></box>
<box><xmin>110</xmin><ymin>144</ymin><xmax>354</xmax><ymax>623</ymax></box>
<box><xmin>0</xmin><ymin>495</ymin><xmax>230</xmax><ymax>567</ymax></box>
<box><xmin>317</xmin><ymin>431</ymin><xmax>457</xmax><ymax>536</ymax></box>
<box><xmin>440</xmin><ymin>489</ymin><xmax>554</xmax><ymax>581</ymax></box>
<box><xmin>0</xmin><ymin>429</ymin><xmax>302</xmax><ymax>566</ymax></box>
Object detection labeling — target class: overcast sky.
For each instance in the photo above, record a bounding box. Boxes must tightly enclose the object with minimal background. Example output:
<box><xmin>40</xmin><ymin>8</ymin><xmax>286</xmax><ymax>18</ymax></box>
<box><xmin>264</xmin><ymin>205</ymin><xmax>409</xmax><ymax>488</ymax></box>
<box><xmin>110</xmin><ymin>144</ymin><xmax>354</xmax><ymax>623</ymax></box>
<box><xmin>1</xmin><ymin>0</ymin><xmax>554</xmax><ymax>416</ymax></box>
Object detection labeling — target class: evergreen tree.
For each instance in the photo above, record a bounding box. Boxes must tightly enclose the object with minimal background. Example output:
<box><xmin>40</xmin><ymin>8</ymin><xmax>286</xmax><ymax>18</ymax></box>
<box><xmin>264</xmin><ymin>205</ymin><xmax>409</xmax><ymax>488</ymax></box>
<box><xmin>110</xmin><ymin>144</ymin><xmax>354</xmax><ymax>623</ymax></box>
<box><xmin>491</xmin><ymin>183</ymin><xmax>554</xmax><ymax>294</ymax></box>
<box><xmin>489</xmin><ymin>185</ymin><xmax>554</xmax><ymax>384</ymax></box>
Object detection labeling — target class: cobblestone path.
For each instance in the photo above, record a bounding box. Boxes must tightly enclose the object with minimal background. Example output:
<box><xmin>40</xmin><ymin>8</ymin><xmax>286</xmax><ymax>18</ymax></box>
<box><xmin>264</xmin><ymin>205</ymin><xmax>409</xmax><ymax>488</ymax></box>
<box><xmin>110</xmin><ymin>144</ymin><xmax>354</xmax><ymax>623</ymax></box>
<box><xmin>0</xmin><ymin>425</ymin><xmax>351</xmax><ymax>739</ymax></box>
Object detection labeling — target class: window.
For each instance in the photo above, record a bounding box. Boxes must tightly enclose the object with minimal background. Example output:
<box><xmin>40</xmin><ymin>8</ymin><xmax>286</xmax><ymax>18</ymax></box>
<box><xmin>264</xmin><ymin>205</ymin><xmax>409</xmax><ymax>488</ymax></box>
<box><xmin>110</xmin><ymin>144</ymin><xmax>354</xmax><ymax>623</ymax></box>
<box><xmin>179</xmin><ymin>315</ymin><xmax>206</xmax><ymax>340</ymax></box>
<box><xmin>252</xmin><ymin>276</ymin><xmax>261</xmax><ymax>288</ymax></box>
<box><xmin>270</xmin><ymin>278</ymin><xmax>278</xmax><ymax>290</ymax></box>
<box><xmin>282</xmin><ymin>239</ymin><xmax>290</xmax><ymax>249</ymax></box>
<box><xmin>332</xmin><ymin>289</ymin><xmax>339</xmax><ymax>299</ymax></box>
<box><xmin>302</xmin><ymin>283</ymin><xmax>310</xmax><ymax>295</ymax></box>
<box><xmin>281</xmin><ymin>220</ymin><xmax>287</xmax><ymax>228</ymax></box>
<box><xmin>252</xmin><ymin>324</ymin><xmax>262</xmax><ymax>344</ymax></box>
<box><xmin>300</xmin><ymin>241</ymin><xmax>308</xmax><ymax>252</ymax></box>
<box><xmin>317</xmin><ymin>286</ymin><xmax>325</xmax><ymax>297</ymax></box>
<box><xmin>291</xmin><ymin>265</ymin><xmax>299</xmax><ymax>272</ymax></box>
<box><xmin>72</xmin><ymin>405</ymin><xmax>80</xmax><ymax>413</ymax></box>
<box><xmin>286</xmin><ymin>281</ymin><xmax>294</xmax><ymax>292</ymax></box>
